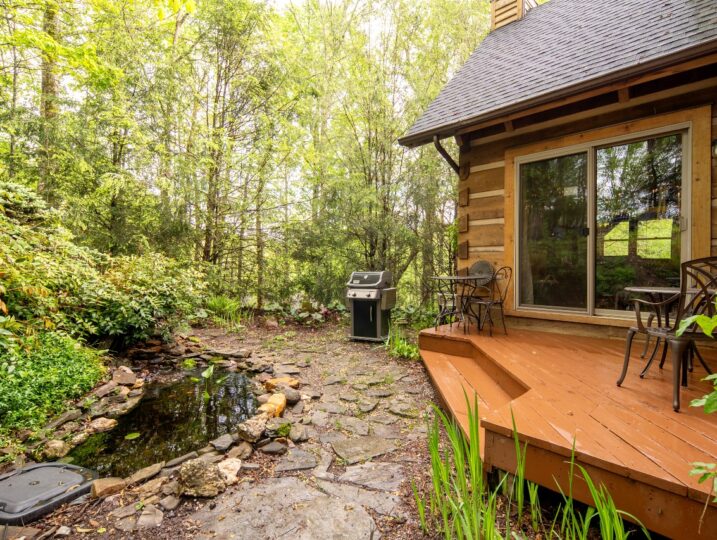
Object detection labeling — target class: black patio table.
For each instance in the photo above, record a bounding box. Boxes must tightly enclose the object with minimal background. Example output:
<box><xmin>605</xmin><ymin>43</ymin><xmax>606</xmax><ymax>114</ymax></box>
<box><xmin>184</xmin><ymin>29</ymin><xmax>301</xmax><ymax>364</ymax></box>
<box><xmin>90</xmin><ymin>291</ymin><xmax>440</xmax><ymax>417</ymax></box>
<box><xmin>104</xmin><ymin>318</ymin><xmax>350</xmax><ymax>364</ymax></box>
<box><xmin>432</xmin><ymin>274</ymin><xmax>493</xmax><ymax>331</ymax></box>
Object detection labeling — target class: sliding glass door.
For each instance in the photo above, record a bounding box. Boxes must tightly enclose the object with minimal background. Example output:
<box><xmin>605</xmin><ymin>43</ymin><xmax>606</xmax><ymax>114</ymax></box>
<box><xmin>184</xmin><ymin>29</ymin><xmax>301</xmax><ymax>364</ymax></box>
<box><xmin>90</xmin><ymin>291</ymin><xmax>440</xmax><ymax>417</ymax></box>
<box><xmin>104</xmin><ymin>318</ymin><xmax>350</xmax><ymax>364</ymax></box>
<box><xmin>595</xmin><ymin>134</ymin><xmax>683</xmax><ymax>311</ymax></box>
<box><xmin>519</xmin><ymin>153</ymin><xmax>588</xmax><ymax>310</ymax></box>
<box><xmin>517</xmin><ymin>131</ymin><xmax>686</xmax><ymax>315</ymax></box>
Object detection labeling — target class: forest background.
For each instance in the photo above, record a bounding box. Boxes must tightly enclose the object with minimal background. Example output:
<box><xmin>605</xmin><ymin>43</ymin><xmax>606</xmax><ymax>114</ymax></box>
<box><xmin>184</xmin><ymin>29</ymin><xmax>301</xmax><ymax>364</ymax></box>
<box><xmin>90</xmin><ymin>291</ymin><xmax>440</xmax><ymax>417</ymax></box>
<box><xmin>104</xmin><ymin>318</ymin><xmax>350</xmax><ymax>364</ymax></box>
<box><xmin>0</xmin><ymin>0</ymin><xmax>490</xmax><ymax>446</ymax></box>
<box><xmin>2</xmin><ymin>0</ymin><xmax>491</xmax><ymax>308</ymax></box>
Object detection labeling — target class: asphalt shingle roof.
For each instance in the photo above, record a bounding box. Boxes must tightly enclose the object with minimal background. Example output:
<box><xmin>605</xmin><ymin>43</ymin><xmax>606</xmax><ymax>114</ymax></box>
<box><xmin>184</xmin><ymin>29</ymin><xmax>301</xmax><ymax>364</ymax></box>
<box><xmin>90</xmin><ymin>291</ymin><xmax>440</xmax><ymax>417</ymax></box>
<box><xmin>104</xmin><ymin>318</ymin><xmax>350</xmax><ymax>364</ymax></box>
<box><xmin>400</xmin><ymin>0</ymin><xmax>717</xmax><ymax>147</ymax></box>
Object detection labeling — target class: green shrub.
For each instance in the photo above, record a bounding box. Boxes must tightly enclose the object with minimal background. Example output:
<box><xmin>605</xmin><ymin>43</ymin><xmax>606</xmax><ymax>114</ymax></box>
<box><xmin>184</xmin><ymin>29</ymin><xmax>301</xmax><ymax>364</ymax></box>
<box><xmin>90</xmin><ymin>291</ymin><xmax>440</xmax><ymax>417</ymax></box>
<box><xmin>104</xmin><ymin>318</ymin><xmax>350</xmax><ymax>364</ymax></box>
<box><xmin>0</xmin><ymin>181</ymin><xmax>205</xmax><ymax>347</ymax></box>
<box><xmin>0</xmin><ymin>332</ymin><xmax>105</xmax><ymax>435</ymax></box>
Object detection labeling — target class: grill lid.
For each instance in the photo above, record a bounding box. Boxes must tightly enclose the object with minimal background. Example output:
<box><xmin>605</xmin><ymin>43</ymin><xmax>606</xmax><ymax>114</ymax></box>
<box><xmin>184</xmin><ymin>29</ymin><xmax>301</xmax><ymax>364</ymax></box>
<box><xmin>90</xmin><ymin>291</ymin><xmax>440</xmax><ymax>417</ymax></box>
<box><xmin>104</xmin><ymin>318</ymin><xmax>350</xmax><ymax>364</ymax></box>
<box><xmin>347</xmin><ymin>271</ymin><xmax>392</xmax><ymax>289</ymax></box>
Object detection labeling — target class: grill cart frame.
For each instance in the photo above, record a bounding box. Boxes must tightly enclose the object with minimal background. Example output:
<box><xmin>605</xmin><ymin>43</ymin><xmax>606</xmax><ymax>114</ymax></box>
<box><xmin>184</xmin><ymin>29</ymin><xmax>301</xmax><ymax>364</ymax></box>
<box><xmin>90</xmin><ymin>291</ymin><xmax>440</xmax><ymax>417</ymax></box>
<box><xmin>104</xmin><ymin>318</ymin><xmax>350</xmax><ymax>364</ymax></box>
<box><xmin>345</xmin><ymin>271</ymin><xmax>396</xmax><ymax>341</ymax></box>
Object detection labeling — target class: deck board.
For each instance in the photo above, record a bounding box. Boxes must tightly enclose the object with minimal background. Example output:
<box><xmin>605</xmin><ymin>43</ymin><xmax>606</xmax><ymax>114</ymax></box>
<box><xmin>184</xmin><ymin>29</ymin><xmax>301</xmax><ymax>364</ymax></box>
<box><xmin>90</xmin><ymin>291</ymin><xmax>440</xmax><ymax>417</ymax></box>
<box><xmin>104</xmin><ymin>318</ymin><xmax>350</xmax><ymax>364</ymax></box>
<box><xmin>419</xmin><ymin>325</ymin><xmax>717</xmax><ymax>539</ymax></box>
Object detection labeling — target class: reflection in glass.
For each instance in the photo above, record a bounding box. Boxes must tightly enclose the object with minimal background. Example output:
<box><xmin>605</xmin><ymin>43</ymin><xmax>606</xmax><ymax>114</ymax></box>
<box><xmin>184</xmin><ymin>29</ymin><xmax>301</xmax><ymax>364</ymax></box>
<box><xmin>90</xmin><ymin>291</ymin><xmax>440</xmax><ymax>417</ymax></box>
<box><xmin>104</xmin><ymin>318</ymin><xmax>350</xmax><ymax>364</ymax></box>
<box><xmin>595</xmin><ymin>134</ymin><xmax>682</xmax><ymax>310</ymax></box>
<box><xmin>519</xmin><ymin>153</ymin><xmax>588</xmax><ymax>309</ymax></box>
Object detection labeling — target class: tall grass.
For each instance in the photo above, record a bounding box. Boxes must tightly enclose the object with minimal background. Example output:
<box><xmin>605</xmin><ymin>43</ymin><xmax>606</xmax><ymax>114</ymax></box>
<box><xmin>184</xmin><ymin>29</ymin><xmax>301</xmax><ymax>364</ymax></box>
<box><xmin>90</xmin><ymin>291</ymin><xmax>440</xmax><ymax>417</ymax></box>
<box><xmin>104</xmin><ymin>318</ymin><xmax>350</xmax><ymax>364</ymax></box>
<box><xmin>414</xmin><ymin>393</ymin><xmax>649</xmax><ymax>539</ymax></box>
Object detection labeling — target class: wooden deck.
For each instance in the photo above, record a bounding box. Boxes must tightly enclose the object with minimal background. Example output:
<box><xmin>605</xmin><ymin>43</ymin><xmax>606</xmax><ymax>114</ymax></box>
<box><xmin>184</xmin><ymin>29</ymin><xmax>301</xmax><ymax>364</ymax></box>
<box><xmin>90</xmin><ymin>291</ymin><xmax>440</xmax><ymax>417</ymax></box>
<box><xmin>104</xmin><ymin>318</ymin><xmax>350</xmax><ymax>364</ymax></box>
<box><xmin>419</xmin><ymin>325</ymin><xmax>717</xmax><ymax>540</ymax></box>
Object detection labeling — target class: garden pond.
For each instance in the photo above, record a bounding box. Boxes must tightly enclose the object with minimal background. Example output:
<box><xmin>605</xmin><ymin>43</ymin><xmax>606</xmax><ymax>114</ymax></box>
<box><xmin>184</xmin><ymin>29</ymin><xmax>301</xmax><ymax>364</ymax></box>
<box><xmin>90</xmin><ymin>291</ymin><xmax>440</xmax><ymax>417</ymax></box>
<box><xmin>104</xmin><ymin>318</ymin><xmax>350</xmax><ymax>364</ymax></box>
<box><xmin>68</xmin><ymin>368</ymin><xmax>257</xmax><ymax>477</ymax></box>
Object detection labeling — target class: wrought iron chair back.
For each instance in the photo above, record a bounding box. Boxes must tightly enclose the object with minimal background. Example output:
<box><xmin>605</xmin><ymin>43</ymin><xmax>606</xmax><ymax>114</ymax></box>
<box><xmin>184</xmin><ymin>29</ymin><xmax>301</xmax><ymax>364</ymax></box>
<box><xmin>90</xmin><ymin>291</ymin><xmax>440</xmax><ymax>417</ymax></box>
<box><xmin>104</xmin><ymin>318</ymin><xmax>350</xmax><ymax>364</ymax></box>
<box><xmin>492</xmin><ymin>266</ymin><xmax>513</xmax><ymax>305</ymax></box>
<box><xmin>674</xmin><ymin>257</ymin><xmax>717</xmax><ymax>333</ymax></box>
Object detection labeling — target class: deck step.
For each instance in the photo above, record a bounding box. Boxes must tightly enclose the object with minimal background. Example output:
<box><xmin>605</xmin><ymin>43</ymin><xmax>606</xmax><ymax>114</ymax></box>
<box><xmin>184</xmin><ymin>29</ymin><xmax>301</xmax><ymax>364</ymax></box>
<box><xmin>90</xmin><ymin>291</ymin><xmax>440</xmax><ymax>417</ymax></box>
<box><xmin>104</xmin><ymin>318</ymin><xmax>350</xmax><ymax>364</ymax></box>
<box><xmin>421</xmin><ymin>349</ymin><xmax>518</xmax><ymax>459</ymax></box>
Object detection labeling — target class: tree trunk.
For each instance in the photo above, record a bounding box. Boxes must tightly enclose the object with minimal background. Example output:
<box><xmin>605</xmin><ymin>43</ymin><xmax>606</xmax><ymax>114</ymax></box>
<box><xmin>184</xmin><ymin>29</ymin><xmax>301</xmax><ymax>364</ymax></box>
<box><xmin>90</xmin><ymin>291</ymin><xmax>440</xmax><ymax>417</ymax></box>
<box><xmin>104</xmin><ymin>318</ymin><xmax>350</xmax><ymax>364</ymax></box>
<box><xmin>38</xmin><ymin>0</ymin><xmax>59</xmax><ymax>199</ymax></box>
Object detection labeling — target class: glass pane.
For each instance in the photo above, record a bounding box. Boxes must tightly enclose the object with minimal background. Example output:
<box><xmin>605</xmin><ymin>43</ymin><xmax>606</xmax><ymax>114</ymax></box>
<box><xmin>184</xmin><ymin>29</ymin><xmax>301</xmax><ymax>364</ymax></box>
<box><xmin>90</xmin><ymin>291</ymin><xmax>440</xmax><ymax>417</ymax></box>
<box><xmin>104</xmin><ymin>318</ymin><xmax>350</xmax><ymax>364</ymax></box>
<box><xmin>519</xmin><ymin>153</ymin><xmax>588</xmax><ymax>309</ymax></box>
<box><xmin>595</xmin><ymin>134</ymin><xmax>682</xmax><ymax>311</ymax></box>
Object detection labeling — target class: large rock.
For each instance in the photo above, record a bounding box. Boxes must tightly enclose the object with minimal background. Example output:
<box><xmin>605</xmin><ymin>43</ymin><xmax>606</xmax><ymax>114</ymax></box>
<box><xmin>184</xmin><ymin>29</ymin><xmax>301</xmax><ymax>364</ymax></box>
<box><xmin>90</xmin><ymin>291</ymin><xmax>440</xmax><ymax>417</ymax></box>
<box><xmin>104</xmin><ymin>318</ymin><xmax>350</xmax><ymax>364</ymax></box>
<box><xmin>227</xmin><ymin>441</ymin><xmax>253</xmax><ymax>460</ymax></box>
<box><xmin>289</xmin><ymin>424</ymin><xmax>309</xmax><ymax>443</ymax></box>
<box><xmin>108</xmin><ymin>385</ymin><xmax>130</xmax><ymax>403</ymax></box>
<box><xmin>106</xmin><ymin>395</ymin><xmax>142</xmax><ymax>418</ymax></box>
<box><xmin>357</xmin><ymin>400</ymin><xmax>378</xmax><ymax>413</ymax></box>
<box><xmin>179</xmin><ymin>458</ymin><xmax>226</xmax><ymax>497</ymax></box>
<box><xmin>110</xmin><ymin>505</ymin><xmax>137</xmax><ymax>519</ymax></box>
<box><xmin>70</xmin><ymin>431</ymin><xmax>89</xmax><ymax>447</ymax></box>
<box><xmin>126</xmin><ymin>461</ymin><xmax>165</xmax><ymax>486</ymax></box>
<box><xmin>316</xmin><ymin>479</ymin><xmax>405</xmax><ymax>518</ymax></box>
<box><xmin>112</xmin><ymin>366</ymin><xmax>137</xmax><ymax>386</ymax></box>
<box><xmin>159</xmin><ymin>494</ymin><xmax>181</xmax><ymax>511</ymax></box>
<box><xmin>47</xmin><ymin>409</ymin><xmax>82</xmax><ymax>430</ymax></box>
<box><xmin>88</xmin><ymin>416</ymin><xmax>117</xmax><ymax>434</ymax></box>
<box><xmin>274</xmin><ymin>364</ymin><xmax>301</xmax><ymax>375</ymax></box>
<box><xmin>135</xmin><ymin>476</ymin><xmax>167</xmax><ymax>498</ymax></box>
<box><xmin>331</xmin><ymin>436</ymin><xmax>396</xmax><ymax>465</ymax></box>
<box><xmin>190</xmin><ymin>476</ymin><xmax>378</xmax><ymax>540</ymax></box>
<box><xmin>209</xmin><ymin>433</ymin><xmax>234</xmax><ymax>452</ymax></box>
<box><xmin>338</xmin><ymin>462</ymin><xmax>404</xmax><ymax>491</ymax></box>
<box><xmin>166</xmin><ymin>451</ymin><xmax>199</xmax><ymax>468</ymax></box>
<box><xmin>259</xmin><ymin>441</ymin><xmax>287</xmax><ymax>455</ymax></box>
<box><xmin>43</xmin><ymin>439</ymin><xmax>70</xmax><ymax>459</ymax></box>
<box><xmin>217</xmin><ymin>457</ymin><xmax>242</xmax><ymax>485</ymax></box>
<box><xmin>388</xmin><ymin>400</ymin><xmax>419</xmax><ymax>418</ymax></box>
<box><xmin>258</xmin><ymin>393</ymin><xmax>286</xmax><ymax>417</ymax></box>
<box><xmin>264</xmin><ymin>417</ymin><xmax>292</xmax><ymax>438</ymax></box>
<box><xmin>275</xmin><ymin>449</ymin><xmax>317</xmax><ymax>472</ymax></box>
<box><xmin>116</xmin><ymin>516</ymin><xmax>137</xmax><ymax>533</ymax></box>
<box><xmin>91</xmin><ymin>477</ymin><xmax>126</xmax><ymax>498</ymax></box>
<box><xmin>278</xmin><ymin>385</ymin><xmax>301</xmax><ymax>405</ymax></box>
<box><xmin>264</xmin><ymin>377</ymin><xmax>300</xmax><ymax>391</ymax></box>
<box><xmin>236</xmin><ymin>413</ymin><xmax>269</xmax><ymax>442</ymax></box>
<box><xmin>94</xmin><ymin>381</ymin><xmax>118</xmax><ymax>398</ymax></box>
<box><xmin>336</xmin><ymin>416</ymin><xmax>369</xmax><ymax>436</ymax></box>
<box><xmin>136</xmin><ymin>504</ymin><xmax>164</xmax><ymax>528</ymax></box>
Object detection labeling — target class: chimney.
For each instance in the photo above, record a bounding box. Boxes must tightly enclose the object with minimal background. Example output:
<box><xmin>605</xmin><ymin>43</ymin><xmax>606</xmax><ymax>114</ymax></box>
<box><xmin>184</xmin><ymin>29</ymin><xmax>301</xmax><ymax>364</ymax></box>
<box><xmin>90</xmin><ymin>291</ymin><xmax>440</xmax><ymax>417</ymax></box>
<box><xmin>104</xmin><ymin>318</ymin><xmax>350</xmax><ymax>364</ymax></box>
<box><xmin>491</xmin><ymin>0</ymin><xmax>536</xmax><ymax>31</ymax></box>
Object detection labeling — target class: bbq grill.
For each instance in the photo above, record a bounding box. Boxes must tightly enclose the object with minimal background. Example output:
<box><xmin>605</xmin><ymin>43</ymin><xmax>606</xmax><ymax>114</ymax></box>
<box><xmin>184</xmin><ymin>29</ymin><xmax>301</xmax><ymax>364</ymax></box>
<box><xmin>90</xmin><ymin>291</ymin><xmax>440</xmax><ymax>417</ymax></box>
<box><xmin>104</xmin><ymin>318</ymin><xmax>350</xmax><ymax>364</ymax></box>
<box><xmin>345</xmin><ymin>271</ymin><xmax>396</xmax><ymax>341</ymax></box>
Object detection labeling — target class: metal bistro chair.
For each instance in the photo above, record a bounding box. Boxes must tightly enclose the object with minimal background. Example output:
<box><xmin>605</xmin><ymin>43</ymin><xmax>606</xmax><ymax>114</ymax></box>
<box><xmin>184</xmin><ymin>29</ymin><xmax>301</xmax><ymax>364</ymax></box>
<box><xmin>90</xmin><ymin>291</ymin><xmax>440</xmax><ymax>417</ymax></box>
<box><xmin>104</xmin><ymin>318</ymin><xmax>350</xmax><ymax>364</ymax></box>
<box><xmin>434</xmin><ymin>277</ymin><xmax>461</xmax><ymax>329</ymax></box>
<box><xmin>617</xmin><ymin>257</ymin><xmax>716</xmax><ymax>411</ymax></box>
<box><xmin>461</xmin><ymin>260</ymin><xmax>494</xmax><ymax>334</ymax></box>
<box><xmin>624</xmin><ymin>295</ymin><xmax>675</xmax><ymax>381</ymax></box>
<box><xmin>468</xmin><ymin>266</ymin><xmax>512</xmax><ymax>336</ymax></box>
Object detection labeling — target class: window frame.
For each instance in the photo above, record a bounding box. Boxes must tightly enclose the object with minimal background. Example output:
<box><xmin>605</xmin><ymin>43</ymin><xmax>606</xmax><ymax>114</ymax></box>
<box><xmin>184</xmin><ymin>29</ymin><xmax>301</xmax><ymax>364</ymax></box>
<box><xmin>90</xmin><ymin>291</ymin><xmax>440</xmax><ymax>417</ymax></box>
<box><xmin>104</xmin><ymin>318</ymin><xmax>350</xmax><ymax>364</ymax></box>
<box><xmin>513</xmin><ymin>122</ymin><xmax>692</xmax><ymax>318</ymax></box>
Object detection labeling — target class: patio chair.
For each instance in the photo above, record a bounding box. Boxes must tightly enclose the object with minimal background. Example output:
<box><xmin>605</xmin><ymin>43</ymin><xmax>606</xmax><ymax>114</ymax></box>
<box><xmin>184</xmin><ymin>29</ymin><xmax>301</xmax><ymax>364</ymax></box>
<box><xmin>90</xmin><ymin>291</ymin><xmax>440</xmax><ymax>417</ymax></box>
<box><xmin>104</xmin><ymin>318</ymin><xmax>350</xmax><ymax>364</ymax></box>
<box><xmin>434</xmin><ymin>278</ymin><xmax>460</xmax><ymax>330</ymax></box>
<box><xmin>624</xmin><ymin>304</ymin><xmax>672</xmax><ymax>380</ymax></box>
<box><xmin>616</xmin><ymin>257</ymin><xmax>717</xmax><ymax>411</ymax></box>
<box><xmin>468</xmin><ymin>266</ymin><xmax>512</xmax><ymax>336</ymax></box>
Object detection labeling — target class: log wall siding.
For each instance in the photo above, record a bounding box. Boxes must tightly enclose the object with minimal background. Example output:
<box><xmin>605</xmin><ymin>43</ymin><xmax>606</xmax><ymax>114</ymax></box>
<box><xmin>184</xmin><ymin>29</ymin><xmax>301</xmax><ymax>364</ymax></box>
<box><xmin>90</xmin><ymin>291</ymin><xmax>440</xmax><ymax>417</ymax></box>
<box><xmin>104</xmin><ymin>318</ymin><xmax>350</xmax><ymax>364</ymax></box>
<box><xmin>456</xmin><ymin>83</ymin><xmax>717</xmax><ymax>330</ymax></box>
<box><xmin>712</xmin><ymin>107</ymin><xmax>717</xmax><ymax>255</ymax></box>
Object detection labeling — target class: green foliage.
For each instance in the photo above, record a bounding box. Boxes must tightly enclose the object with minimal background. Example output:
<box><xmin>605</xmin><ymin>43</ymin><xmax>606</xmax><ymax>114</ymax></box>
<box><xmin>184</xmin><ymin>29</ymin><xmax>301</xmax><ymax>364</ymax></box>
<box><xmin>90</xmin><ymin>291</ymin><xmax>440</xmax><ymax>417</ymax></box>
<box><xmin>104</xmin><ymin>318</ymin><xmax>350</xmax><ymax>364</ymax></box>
<box><xmin>1</xmin><ymin>181</ymin><xmax>205</xmax><ymax>347</ymax></box>
<box><xmin>205</xmin><ymin>295</ymin><xmax>249</xmax><ymax>328</ymax></box>
<box><xmin>1</xmin><ymin>0</ymin><xmax>476</xmax><ymax>311</ymax></box>
<box><xmin>677</xmin><ymin>313</ymin><xmax>717</xmax><ymax>520</ymax></box>
<box><xmin>0</xmin><ymin>332</ymin><xmax>105</xmax><ymax>435</ymax></box>
<box><xmin>386</xmin><ymin>327</ymin><xmax>420</xmax><ymax>360</ymax></box>
<box><xmin>392</xmin><ymin>305</ymin><xmax>437</xmax><ymax>331</ymax></box>
<box><xmin>415</xmin><ymin>394</ymin><xmax>646</xmax><ymax>539</ymax></box>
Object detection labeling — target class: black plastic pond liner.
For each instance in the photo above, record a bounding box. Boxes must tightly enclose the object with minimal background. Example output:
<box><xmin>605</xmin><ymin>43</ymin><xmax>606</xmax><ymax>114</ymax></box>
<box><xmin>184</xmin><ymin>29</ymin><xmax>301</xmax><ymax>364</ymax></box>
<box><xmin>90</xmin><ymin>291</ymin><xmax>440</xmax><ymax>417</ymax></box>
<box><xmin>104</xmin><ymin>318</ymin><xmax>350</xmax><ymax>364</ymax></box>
<box><xmin>0</xmin><ymin>463</ymin><xmax>96</xmax><ymax>525</ymax></box>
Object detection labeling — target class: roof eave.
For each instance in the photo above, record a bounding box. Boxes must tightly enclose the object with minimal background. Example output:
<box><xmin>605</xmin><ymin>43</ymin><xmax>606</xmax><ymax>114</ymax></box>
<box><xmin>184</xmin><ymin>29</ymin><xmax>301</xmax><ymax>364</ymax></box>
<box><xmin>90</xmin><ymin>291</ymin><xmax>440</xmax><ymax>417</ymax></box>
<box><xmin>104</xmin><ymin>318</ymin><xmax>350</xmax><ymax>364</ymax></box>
<box><xmin>398</xmin><ymin>39</ymin><xmax>717</xmax><ymax>149</ymax></box>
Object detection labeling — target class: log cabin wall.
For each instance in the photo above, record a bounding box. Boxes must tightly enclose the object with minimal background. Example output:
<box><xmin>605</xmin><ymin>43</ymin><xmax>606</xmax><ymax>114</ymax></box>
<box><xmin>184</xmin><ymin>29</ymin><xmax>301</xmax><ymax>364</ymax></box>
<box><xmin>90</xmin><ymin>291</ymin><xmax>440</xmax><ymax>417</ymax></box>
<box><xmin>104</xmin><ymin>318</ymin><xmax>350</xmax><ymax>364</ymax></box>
<box><xmin>456</xmin><ymin>77</ymin><xmax>717</xmax><ymax>334</ymax></box>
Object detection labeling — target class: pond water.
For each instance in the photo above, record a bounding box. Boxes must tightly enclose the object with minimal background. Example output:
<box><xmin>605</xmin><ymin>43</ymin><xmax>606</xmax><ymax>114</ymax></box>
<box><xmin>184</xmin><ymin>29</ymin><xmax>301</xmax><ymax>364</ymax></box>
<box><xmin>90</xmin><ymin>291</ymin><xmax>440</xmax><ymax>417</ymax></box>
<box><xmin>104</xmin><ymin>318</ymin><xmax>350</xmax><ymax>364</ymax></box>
<box><xmin>69</xmin><ymin>368</ymin><xmax>256</xmax><ymax>478</ymax></box>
